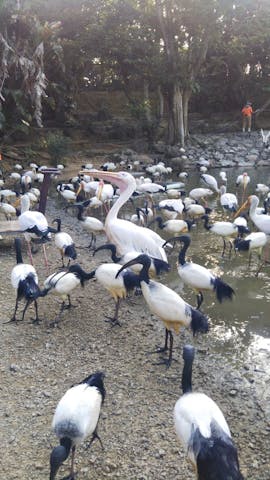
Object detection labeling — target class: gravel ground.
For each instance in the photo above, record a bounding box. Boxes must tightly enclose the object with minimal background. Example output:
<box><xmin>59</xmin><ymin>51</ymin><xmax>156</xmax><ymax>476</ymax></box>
<box><xmin>1</xmin><ymin>192</ymin><xmax>270</xmax><ymax>480</ymax></box>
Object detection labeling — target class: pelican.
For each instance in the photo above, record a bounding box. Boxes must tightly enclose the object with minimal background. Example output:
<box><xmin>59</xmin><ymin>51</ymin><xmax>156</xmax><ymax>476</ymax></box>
<box><xmin>236</xmin><ymin>172</ymin><xmax>250</xmax><ymax>202</ymax></box>
<box><xmin>236</xmin><ymin>172</ymin><xmax>250</xmax><ymax>188</ymax></box>
<box><xmin>83</xmin><ymin>171</ymin><xmax>168</xmax><ymax>261</ymax></box>
<box><xmin>235</xmin><ymin>195</ymin><xmax>270</xmax><ymax>234</ymax></box>
<box><xmin>174</xmin><ymin>345</ymin><xmax>244</xmax><ymax>480</ymax></box>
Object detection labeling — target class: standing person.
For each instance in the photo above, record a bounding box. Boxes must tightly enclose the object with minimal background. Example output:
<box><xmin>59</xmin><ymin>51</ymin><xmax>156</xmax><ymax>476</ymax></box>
<box><xmin>241</xmin><ymin>101</ymin><xmax>253</xmax><ymax>133</ymax></box>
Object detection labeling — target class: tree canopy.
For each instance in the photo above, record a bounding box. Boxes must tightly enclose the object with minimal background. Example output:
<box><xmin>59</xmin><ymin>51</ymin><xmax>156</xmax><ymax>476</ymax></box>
<box><xmin>0</xmin><ymin>0</ymin><xmax>269</xmax><ymax>145</ymax></box>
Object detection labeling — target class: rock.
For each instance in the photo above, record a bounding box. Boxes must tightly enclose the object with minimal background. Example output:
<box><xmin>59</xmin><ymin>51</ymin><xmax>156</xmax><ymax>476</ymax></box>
<box><xmin>9</xmin><ymin>364</ymin><xmax>19</xmax><ymax>372</ymax></box>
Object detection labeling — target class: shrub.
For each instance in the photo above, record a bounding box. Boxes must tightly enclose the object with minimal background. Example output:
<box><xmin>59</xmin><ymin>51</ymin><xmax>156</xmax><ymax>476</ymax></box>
<box><xmin>45</xmin><ymin>132</ymin><xmax>71</xmax><ymax>166</ymax></box>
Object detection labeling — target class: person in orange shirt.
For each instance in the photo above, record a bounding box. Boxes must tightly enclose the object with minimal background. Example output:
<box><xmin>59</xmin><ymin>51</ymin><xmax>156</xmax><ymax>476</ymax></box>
<box><xmin>241</xmin><ymin>101</ymin><xmax>253</xmax><ymax>133</ymax></box>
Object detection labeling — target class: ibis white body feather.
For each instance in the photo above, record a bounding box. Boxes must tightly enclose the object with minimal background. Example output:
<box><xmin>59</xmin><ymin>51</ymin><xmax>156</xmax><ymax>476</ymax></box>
<box><xmin>220</xmin><ymin>186</ymin><xmax>238</xmax><ymax>212</ymax></box>
<box><xmin>95</xmin><ymin>263</ymin><xmax>132</xmax><ymax>301</ymax></box>
<box><xmin>55</xmin><ymin>232</ymin><xmax>74</xmax><ymax>250</ymax></box>
<box><xmin>44</xmin><ymin>271</ymin><xmax>81</xmax><ymax>298</ymax></box>
<box><xmin>11</xmin><ymin>264</ymin><xmax>38</xmax><ymax>289</ymax></box>
<box><xmin>82</xmin><ymin>217</ymin><xmax>104</xmax><ymax>233</ymax></box>
<box><xmin>189</xmin><ymin>188</ymin><xmax>213</xmax><ymax>201</ymax></box>
<box><xmin>174</xmin><ymin>392</ymin><xmax>231</xmax><ymax>465</ymax></box>
<box><xmin>177</xmin><ymin>263</ymin><xmax>215</xmax><ymax>291</ymax></box>
<box><xmin>207</xmin><ymin>221</ymin><xmax>238</xmax><ymax>237</ymax></box>
<box><xmin>53</xmin><ymin>384</ymin><xmax>102</xmax><ymax>446</ymax></box>
<box><xmin>141</xmin><ymin>280</ymin><xmax>191</xmax><ymax>333</ymax></box>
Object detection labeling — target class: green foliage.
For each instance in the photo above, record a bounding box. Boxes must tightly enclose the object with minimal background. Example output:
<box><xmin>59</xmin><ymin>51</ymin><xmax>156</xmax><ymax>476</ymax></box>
<box><xmin>45</xmin><ymin>132</ymin><xmax>71</xmax><ymax>166</ymax></box>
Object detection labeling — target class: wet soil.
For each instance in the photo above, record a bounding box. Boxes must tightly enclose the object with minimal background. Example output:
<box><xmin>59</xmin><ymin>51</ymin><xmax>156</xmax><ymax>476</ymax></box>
<box><xmin>0</xmin><ymin>188</ymin><xmax>269</xmax><ymax>480</ymax></box>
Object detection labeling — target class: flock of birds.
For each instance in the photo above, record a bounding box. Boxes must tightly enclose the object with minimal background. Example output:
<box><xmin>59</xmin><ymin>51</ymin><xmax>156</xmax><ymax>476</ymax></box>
<box><xmin>2</xmin><ymin>155</ymin><xmax>270</xmax><ymax>480</ymax></box>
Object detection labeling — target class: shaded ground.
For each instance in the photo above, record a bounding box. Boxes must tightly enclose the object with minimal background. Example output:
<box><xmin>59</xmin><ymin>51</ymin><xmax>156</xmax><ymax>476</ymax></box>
<box><xmin>0</xmin><ymin>190</ymin><xmax>269</xmax><ymax>480</ymax></box>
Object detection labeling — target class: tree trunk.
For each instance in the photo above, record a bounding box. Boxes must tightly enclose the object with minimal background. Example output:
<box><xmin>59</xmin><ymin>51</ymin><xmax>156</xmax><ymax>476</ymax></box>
<box><xmin>183</xmin><ymin>89</ymin><xmax>191</xmax><ymax>138</ymax></box>
<box><xmin>143</xmin><ymin>79</ymin><xmax>151</xmax><ymax>122</ymax></box>
<box><xmin>167</xmin><ymin>82</ymin><xmax>185</xmax><ymax>146</ymax></box>
<box><xmin>157</xmin><ymin>85</ymin><xmax>164</xmax><ymax>120</ymax></box>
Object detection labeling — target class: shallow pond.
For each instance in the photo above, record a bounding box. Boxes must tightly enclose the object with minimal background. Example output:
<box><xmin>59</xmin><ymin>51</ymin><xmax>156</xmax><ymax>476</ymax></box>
<box><xmin>122</xmin><ymin>165</ymin><xmax>270</xmax><ymax>418</ymax></box>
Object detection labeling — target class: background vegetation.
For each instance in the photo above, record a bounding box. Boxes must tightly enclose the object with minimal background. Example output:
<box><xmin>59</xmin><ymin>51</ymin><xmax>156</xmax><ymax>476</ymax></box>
<box><xmin>0</xmin><ymin>0</ymin><xmax>270</xmax><ymax>146</ymax></box>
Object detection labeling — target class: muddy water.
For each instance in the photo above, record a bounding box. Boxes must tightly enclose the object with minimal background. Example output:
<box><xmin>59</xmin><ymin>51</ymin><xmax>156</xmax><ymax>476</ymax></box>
<box><xmin>125</xmin><ymin>166</ymin><xmax>270</xmax><ymax>419</ymax></box>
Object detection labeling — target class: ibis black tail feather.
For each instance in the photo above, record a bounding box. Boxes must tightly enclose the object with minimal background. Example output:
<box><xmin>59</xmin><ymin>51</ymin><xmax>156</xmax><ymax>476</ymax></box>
<box><xmin>212</xmin><ymin>277</ymin><xmax>235</xmax><ymax>303</ymax></box>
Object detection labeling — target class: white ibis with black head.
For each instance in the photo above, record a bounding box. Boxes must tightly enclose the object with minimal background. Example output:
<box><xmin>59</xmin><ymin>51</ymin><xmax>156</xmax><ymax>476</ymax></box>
<box><xmin>53</xmin><ymin>218</ymin><xmax>77</xmax><ymax>267</ymax></box>
<box><xmin>50</xmin><ymin>371</ymin><xmax>105</xmax><ymax>480</ymax></box>
<box><xmin>91</xmin><ymin>261</ymin><xmax>142</xmax><ymax>326</ymax></box>
<box><xmin>174</xmin><ymin>345</ymin><xmax>244</xmax><ymax>480</ymax></box>
<box><xmin>43</xmin><ymin>264</ymin><xmax>95</xmax><ymax>326</ymax></box>
<box><xmin>18</xmin><ymin>194</ymin><xmax>54</xmax><ymax>266</ymax></box>
<box><xmin>6</xmin><ymin>238</ymin><xmax>46</xmax><ymax>324</ymax></box>
<box><xmin>219</xmin><ymin>185</ymin><xmax>238</xmax><ymax>213</ymax></box>
<box><xmin>148</xmin><ymin>216</ymin><xmax>194</xmax><ymax>236</ymax></box>
<box><xmin>202</xmin><ymin>214</ymin><xmax>249</xmax><ymax>257</ymax></box>
<box><xmin>94</xmin><ymin>243</ymin><xmax>170</xmax><ymax>277</ymax></box>
<box><xmin>116</xmin><ymin>254</ymin><xmax>209</xmax><ymax>367</ymax></box>
<box><xmin>163</xmin><ymin>235</ymin><xmax>235</xmax><ymax>309</ymax></box>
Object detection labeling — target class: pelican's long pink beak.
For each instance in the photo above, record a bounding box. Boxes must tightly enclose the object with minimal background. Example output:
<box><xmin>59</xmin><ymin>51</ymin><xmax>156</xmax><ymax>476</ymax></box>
<box><xmin>234</xmin><ymin>196</ymin><xmax>251</xmax><ymax>218</ymax></box>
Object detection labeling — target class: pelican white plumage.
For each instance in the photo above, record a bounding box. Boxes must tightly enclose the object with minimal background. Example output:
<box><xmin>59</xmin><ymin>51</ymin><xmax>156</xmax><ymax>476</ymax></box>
<box><xmin>236</xmin><ymin>172</ymin><xmax>250</xmax><ymax>190</ymax></box>
<box><xmin>164</xmin><ymin>235</ymin><xmax>234</xmax><ymax>308</ymax></box>
<box><xmin>84</xmin><ymin>171</ymin><xmax>168</xmax><ymax>261</ymax></box>
<box><xmin>174</xmin><ymin>345</ymin><xmax>244</xmax><ymax>480</ymax></box>
<box><xmin>235</xmin><ymin>195</ymin><xmax>270</xmax><ymax>234</ymax></box>
<box><xmin>50</xmin><ymin>372</ymin><xmax>105</xmax><ymax>480</ymax></box>
<box><xmin>116</xmin><ymin>254</ymin><xmax>209</xmax><ymax>367</ymax></box>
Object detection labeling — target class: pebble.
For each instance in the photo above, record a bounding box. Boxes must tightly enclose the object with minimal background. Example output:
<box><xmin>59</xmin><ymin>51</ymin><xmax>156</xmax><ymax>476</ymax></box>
<box><xmin>9</xmin><ymin>364</ymin><xmax>19</xmax><ymax>372</ymax></box>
